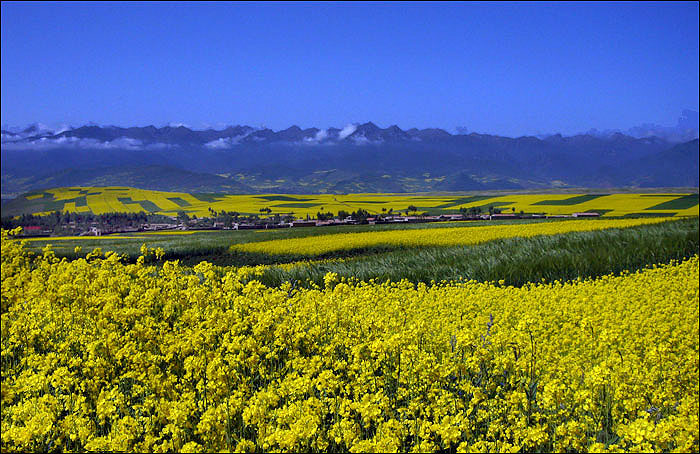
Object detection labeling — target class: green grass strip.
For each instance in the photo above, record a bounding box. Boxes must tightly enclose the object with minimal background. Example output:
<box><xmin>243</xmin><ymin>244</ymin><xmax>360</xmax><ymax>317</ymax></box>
<box><xmin>256</xmin><ymin>217</ymin><xmax>699</xmax><ymax>288</ymax></box>
<box><xmin>166</xmin><ymin>197</ymin><xmax>191</xmax><ymax>207</ymax></box>
<box><xmin>191</xmin><ymin>193</ymin><xmax>225</xmax><ymax>203</ymax></box>
<box><xmin>434</xmin><ymin>195</ymin><xmax>494</xmax><ymax>209</ymax></box>
<box><xmin>137</xmin><ymin>200</ymin><xmax>161</xmax><ymax>212</ymax></box>
<box><xmin>623</xmin><ymin>212</ymin><xmax>676</xmax><ymax>218</ymax></box>
<box><xmin>645</xmin><ymin>194</ymin><xmax>699</xmax><ymax>210</ymax></box>
<box><xmin>531</xmin><ymin>194</ymin><xmax>608</xmax><ymax>205</ymax></box>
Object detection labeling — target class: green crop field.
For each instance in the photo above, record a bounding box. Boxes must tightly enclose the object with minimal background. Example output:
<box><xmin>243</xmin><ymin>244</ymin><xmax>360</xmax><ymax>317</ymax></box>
<box><xmin>2</xmin><ymin>186</ymin><xmax>699</xmax><ymax>218</ymax></box>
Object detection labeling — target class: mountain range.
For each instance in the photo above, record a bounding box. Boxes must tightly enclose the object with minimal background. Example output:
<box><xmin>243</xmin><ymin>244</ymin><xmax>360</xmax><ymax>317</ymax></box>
<box><xmin>1</xmin><ymin>121</ymin><xmax>698</xmax><ymax>199</ymax></box>
<box><xmin>1</xmin><ymin>122</ymin><xmax>473</xmax><ymax>148</ymax></box>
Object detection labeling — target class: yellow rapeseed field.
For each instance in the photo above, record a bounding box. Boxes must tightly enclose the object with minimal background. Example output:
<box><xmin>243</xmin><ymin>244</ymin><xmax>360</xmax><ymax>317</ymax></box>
<box><xmin>2</xmin><ymin>228</ymin><xmax>698</xmax><ymax>453</ymax></box>
<box><xmin>231</xmin><ymin>218</ymin><xmax>671</xmax><ymax>256</ymax></box>
<box><xmin>19</xmin><ymin>187</ymin><xmax>699</xmax><ymax>218</ymax></box>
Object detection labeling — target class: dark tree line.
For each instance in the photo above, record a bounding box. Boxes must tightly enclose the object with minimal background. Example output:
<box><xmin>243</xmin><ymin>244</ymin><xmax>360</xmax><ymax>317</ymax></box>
<box><xmin>1</xmin><ymin>211</ymin><xmax>177</xmax><ymax>234</ymax></box>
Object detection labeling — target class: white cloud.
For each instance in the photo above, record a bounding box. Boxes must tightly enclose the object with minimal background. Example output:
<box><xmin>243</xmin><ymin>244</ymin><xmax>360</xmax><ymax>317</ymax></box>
<box><xmin>302</xmin><ymin>129</ymin><xmax>330</xmax><ymax>145</ymax></box>
<box><xmin>1</xmin><ymin>132</ymin><xmax>19</xmax><ymax>141</ymax></box>
<box><xmin>54</xmin><ymin>124</ymin><xmax>73</xmax><ymax>135</ymax></box>
<box><xmin>101</xmin><ymin>137</ymin><xmax>144</xmax><ymax>149</ymax></box>
<box><xmin>1</xmin><ymin>136</ymin><xmax>172</xmax><ymax>151</ymax></box>
<box><xmin>338</xmin><ymin>124</ymin><xmax>357</xmax><ymax>140</ymax></box>
<box><xmin>351</xmin><ymin>135</ymin><xmax>371</xmax><ymax>144</ymax></box>
<box><xmin>204</xmin><ymin>136</ymin><xmax>246</xmax><ymax>149</ymax></box>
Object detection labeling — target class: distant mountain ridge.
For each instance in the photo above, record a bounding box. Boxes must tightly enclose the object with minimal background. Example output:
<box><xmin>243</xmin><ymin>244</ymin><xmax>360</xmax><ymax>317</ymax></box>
<box><xmin>4</xmin><ymin>110</ymin><xmax>697</xmax><ymax>149</ymax></box>
<box><xmin>1</xmin><ymin>122</ymin><xmax>698</xmax><ymax>199</ymax></box>
<box><xmin>5</xmin><ymin>120</ymin><xmax>694</xmax><ymax>149</ymax></box>
<box><xmin>2</xmin><ymin>122</ymin><xmax>469</xmax><ymax>148</ymax></box>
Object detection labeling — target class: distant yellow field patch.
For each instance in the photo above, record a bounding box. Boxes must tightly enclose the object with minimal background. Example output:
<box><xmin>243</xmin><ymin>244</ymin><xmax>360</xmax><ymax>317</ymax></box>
<box><xmin>453</xmin><ymin>193</ymin><xmax>699</xmax><ymax>217</ymax></box>
<box><xmin>19</xmin><ymin>187</ymin><xmax>700</xmax><ymax>219</ymax></box>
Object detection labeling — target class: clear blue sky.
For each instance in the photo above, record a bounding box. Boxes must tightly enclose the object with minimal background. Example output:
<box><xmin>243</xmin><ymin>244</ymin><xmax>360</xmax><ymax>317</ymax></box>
<box><xmin>1</xmin><ymin>1</ymin><xmax>698</xmax><ymax>136</ymax></box>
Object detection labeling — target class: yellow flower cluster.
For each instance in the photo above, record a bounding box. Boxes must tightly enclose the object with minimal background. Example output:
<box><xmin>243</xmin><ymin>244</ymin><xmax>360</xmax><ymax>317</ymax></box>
<box><xmin>2</xmin><ymin>228</ymin><xmax>698</xmax><ymax>453</ymax></box>
<box><xmin>231</xmin><ymin>218</ymin><xmax>671</xmax><ymax>256</ymax></box>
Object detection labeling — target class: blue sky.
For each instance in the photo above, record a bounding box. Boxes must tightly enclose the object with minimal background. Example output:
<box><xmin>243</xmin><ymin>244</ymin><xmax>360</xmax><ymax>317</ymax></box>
<box><xmin>1</xmin><ymin>1</ymin><xmax>698</xmax><ymax>136</ymax></box>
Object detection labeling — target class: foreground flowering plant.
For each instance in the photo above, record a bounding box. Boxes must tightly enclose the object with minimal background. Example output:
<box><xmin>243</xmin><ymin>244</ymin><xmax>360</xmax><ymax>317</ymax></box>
<box><xmin>1</xmin><ymin>228</ymin><xmax>698</xmax><ymax>452</ymax></box>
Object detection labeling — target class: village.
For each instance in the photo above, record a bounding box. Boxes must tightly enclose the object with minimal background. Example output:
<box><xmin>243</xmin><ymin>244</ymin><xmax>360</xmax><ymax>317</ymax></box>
<box><xmin>3</xmin><ymin>207</ymin><xmax>601</xmax><ymax>238</ymax></box>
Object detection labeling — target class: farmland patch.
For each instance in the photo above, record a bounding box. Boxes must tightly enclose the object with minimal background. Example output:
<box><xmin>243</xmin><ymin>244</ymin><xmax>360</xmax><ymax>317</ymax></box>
<box><xmin>256</xmin><ymin>195</ymin><xmax>315</xmax><ymax>202</ymax></box>
<box><xmin>434</xmin><ymin>195</ymin><xmax>494</xmax><ymax>208</ymax></box>
<box><xmin>531</xmin><ymin>194</ymin><xmax>609</xmax><ymax>205</ymax></box>
<box><xmin>191</xmin><ymin>193</ymin><xmax>225</xmax><ymax>203</ymax></box>
<box><xmin>623</xmin><ymin>212</ymin><xmax>677</xmax><ymax>217</ymax></box>
<box><xmin>645</xmin><ymin>194</ymin><xmax>699</xmax><ymax>210</ymax></box>
<box><xmin>166</xmin><ymin>197</ymin><xmax>191</xmax><ymax>207</ymax></box>
<box><xmin>272</xmin><ymin>202</ymin><xmax>323</xmax><ymax>208</ymax></box>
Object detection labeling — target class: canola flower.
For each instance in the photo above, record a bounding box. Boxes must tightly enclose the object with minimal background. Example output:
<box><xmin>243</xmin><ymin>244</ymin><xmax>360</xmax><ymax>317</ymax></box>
<box><xmin>231</xmin><ymin>217</ymin><xmax>672</xmax><ymax>256</ymax></box>
<box><xmin>1</xmin><ymin>228</ymin><xmax>698</xmax><ymax>453</ymax></box>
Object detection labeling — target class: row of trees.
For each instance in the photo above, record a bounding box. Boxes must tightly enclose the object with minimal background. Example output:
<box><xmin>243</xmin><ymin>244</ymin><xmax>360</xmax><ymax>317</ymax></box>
<box><xmin>186</xmin><ymin>204</ymin><xmax>515</xmax><ymax>226</ymax></box>
<box><xmin>1</xmin><ymin>211</ymin><xmax>175</xmax><ymax>233</ymax></box>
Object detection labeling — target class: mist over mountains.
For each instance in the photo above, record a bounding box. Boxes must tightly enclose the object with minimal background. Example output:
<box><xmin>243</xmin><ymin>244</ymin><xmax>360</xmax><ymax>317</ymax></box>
<box><xmin>582</xmin><ymin>109</ymin><xmax>699</xmax><ymax>143</ymax></box>
<box><xmin>1</xmin><ymin>117</ymin><xmax>698</xmax><ymax>199</ymax></box>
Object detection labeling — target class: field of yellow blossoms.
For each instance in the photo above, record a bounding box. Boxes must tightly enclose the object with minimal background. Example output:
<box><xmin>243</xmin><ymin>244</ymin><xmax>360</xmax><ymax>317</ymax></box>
<box><xmin>1</xmin><ymin>227</ymin><xmax>698</xmax><ymax>453</ymax></box>
<box><xmin>9</xmin><ymin>186</ymin><xmax>699</xmax><ymax>218</ymax></box>
<box><xmin>231</xmin><ymin>217</ymin><xmax>670</xmax><ymax>256</ymax></box>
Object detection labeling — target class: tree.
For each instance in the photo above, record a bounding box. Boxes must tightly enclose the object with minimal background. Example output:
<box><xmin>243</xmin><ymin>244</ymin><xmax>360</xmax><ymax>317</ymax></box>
<box><xmin>351</xmin><ymin>209</ymin><xmax>370</xmax><ymax>223</ymax></box>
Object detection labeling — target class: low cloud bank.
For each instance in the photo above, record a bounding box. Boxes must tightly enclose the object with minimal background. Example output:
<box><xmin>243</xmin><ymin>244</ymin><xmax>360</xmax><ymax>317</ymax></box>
<box><xmin>1</xmin><ymin>136</ymin><xmax>172</xmax><ymax>151</ymax></box>
<box><xmin>204</xmin><ymin>137</ymin><xmax>239</xmax><ymax>149</ymax></box>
